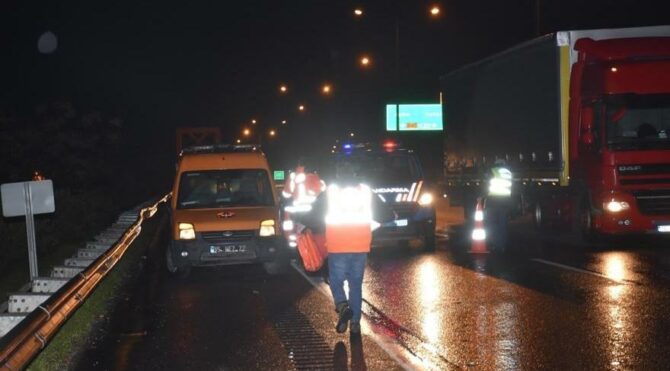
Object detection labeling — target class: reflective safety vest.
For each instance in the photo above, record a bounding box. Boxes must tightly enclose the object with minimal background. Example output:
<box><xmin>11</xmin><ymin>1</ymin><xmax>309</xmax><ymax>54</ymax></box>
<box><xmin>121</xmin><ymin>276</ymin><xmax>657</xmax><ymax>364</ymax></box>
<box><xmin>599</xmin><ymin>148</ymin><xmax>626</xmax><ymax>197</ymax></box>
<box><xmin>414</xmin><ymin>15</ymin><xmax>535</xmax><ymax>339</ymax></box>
<box><xmin>325</xmin><ymin>183</ymin><xmax>373</xmax><ymax>253</ymax></box>
<box><xmin>283</xmin><ymin>167</ymin><xmax>326</xmax><ymax>213</ymax></box>
<box><xmin>488</xmin><ymin>167</ymin><xmax>513</xmax><ymax>197</ymax></box>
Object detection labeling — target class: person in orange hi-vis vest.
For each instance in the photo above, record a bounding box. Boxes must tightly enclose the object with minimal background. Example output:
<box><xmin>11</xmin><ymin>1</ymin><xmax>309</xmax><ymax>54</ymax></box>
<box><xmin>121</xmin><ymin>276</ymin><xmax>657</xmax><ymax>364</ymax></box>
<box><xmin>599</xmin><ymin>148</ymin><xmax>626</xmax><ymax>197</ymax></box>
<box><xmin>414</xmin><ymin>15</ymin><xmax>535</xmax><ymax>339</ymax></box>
<box><xmin>321</xmin><ymin>160</ymin><xmax>391</xmax><ymax>335</ymax></box>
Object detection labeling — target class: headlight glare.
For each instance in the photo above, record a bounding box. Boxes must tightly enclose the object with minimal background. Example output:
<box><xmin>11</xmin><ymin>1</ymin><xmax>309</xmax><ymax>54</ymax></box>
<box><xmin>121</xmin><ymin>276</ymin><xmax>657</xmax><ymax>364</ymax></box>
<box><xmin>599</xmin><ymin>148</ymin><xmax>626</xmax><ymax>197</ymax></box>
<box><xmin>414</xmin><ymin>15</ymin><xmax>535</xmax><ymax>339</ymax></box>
<box><xmin>282</xmin><ymin>220</ymin><xmax>294</xmax><ymax>231</ymax></box>
<box><xmin>604</xmin><ymin>200</ymin><xmax>630</xmax><ymax>213</ymax></box>
<box><xmin>418</xmin><ymin>193</ymin><xmax>433</xmax><ymax>206</ymax></box>
<box><xmin>260</xmin><ymin>219</ymin><xmax>276</xmax><ymax>236</ymax></box>
<box><xmin>178</xmin><ymin>223</ymin><xmax>196</xmax><ymax>240</ymax></box>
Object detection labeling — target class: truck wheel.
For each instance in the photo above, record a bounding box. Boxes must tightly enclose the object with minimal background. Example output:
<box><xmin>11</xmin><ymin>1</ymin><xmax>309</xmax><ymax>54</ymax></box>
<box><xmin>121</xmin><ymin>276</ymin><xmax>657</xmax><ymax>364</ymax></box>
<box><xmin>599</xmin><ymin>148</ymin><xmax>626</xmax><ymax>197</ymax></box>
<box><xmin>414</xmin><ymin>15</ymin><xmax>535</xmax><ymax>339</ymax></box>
<box><xmin>166</xmin><ymin>246</ymin><xmax>191</xmax><ymax>278</ymax></box>
<box><xmin>578</xmin><ymin>199</ymin><xmax>601</xmax><ymax>246</ymax></box>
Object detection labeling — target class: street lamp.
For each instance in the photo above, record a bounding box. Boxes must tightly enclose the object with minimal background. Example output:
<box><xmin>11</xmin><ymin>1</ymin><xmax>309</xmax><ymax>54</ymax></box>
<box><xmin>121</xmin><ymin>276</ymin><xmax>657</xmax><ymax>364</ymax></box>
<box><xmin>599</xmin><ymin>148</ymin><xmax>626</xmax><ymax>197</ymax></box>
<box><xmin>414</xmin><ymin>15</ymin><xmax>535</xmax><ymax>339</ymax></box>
<box><xmin>354</xmin><ymin>8</ymin><xmax>363</xmax><ymax>17</ymax></box>
<box><xmin>269</xmin><ymin>129</ymin><xmax>276</xmax><ymax>137</ymax></box>
<box><xmin>236</xmin><ymin>139</ymin><xmax>241</xmax><ymax>144</ymax></box>
<box><xmin>243</xmin><ymin>128</ymin><xmax>251</xmax><ymax>137</ymax></box>
<box><xmin>279</xmin><ymin>84</ymin><xmax>288</xmax><ymax>93</ymax></box>
<box><xmin>359</xmin><ymin>55</ymin><xmax>371</xmax><ymax>68</ymax></box>
<box><xmin>354</xmin><ymin>6</ymin><xmax>442</xmax><ymax>81</ymax></box>
<box><xmin>322</xmin><ymin>83</ymin><xmax>332</xmax><ymax>95</ymax></box>
<box><xmin>251</xmin><ymin>119</ymin><xmax>257</xmax><ymax>125</ymax></box>
<box><xmin>281</xmin><ymin>120</ymin><xmax>287</xmax><ymax>125</ymax></box>
<box><xmin>298</xmin><ymin>104</ymin><xmax>305</xmax><ymax>112</ymax></box>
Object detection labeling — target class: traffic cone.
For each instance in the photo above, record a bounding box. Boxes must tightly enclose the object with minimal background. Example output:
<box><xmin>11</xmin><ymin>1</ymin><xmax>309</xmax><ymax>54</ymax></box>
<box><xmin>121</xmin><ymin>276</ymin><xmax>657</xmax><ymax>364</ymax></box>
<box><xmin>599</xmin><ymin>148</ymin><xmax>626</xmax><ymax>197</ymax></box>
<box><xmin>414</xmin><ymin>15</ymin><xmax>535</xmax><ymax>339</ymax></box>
<box><xmin>469</xmin><ymin>197</ymin><xmax>489</xmax><ymax>254</ymax></box>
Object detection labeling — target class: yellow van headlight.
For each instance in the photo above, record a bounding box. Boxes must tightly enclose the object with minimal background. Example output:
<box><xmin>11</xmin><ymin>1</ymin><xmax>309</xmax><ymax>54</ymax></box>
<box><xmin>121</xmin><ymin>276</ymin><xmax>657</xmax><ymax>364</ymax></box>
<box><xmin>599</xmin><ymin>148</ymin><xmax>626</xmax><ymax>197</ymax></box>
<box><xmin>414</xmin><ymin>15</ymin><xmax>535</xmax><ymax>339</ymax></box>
<box><xmin>178</xmin><ymin>223</ymin><xmax>196</xmax><ymax>240</ymax></box>
<box><xmin>260</xmin><ymin>220</ymin><xmax>276</xmax><ymax>237</ymax></box>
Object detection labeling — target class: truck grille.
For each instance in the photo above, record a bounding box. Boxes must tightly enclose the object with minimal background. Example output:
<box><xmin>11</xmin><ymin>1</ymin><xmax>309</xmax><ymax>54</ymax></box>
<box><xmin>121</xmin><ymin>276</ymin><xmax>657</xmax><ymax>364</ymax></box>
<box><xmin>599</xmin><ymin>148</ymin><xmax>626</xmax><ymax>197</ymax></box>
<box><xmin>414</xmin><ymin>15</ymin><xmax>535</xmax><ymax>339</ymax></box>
<box><xmin>634</xmin><ymin>191</ymin><xmax>670</xmax><ymax>216</ymax></box>
<box><xmin>620</xmin><ymin>178</ymin><xmax>670</xmax><ymax>185</ymax></box>
<box><xmin>201</xmin><ymin>230</ymin><xmax>255</xmax><ymax>243</ymax></box>
<box><xmin>618</xmin><ymin>164</ymin><xmax>670</xmax><ymax>176</ymax></box>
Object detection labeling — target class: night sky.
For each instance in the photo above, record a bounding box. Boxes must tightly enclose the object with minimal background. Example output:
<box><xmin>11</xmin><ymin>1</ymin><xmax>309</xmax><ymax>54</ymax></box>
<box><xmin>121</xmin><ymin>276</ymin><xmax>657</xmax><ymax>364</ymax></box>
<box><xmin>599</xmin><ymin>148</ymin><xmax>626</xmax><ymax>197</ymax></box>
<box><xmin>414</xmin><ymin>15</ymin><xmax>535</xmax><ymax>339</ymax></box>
<box><xmin>2</xmin><ymin>0</ymin><xmax>669</xmax><ymax>169</ymax></box>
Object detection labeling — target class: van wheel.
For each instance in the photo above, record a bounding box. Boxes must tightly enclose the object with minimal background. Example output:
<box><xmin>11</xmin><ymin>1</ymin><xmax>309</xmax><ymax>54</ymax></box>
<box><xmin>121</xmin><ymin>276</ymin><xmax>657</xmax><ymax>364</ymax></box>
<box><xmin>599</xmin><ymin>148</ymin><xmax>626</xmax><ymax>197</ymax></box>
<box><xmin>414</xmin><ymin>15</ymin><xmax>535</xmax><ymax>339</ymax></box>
<box><xmin>166</xmin><ymin>246</ymin><xmax>191</xmax><ymax>278</ymax></box>
<box><xmin>264</xmin><ymin>260</ymin><xmax>290</xmax><ymax>275</ymax></box>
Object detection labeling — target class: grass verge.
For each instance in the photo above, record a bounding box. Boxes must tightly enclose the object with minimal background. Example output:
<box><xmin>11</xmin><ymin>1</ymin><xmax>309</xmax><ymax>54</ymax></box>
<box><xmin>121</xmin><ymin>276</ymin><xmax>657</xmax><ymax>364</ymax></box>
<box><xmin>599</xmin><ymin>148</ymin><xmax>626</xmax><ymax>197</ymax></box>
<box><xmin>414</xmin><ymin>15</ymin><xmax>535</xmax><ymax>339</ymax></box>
<box><xmin>26</xmin><ymin>211</ymin><xmax>166</xmax><ymax>371</ymax></box>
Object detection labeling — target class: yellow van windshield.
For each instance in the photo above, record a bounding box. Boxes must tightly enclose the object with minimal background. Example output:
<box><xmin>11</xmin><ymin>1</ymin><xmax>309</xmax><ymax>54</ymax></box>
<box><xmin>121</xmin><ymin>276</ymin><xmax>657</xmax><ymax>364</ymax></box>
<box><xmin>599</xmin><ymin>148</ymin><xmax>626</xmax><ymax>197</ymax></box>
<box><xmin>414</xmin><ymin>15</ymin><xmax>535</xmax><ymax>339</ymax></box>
<box><xmin>177</xmin><ymin>169</ymin><xmax>273</xmax><ymax>209</ymax></box>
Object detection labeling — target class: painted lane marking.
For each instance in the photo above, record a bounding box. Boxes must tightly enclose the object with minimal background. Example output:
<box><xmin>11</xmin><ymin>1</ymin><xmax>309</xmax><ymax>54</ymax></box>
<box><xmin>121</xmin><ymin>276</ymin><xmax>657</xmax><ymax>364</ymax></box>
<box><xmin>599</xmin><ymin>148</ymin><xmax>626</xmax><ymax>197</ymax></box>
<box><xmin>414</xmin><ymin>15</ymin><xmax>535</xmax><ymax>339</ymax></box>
<box><xmin>531</xmin><ymin>258</ymin><xmax>641</xmax><ymax>285</ymax></box>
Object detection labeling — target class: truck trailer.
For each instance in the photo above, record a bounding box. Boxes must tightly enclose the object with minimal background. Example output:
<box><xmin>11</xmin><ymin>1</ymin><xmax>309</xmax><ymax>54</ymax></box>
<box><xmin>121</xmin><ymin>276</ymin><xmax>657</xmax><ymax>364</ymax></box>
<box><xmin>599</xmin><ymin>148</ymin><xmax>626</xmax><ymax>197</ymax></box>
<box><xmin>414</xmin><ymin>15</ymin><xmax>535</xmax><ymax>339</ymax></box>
<box><xmin>441</xmin><ymin>26</ymin><xmax>670</xmax><ymax>240</ymax></box>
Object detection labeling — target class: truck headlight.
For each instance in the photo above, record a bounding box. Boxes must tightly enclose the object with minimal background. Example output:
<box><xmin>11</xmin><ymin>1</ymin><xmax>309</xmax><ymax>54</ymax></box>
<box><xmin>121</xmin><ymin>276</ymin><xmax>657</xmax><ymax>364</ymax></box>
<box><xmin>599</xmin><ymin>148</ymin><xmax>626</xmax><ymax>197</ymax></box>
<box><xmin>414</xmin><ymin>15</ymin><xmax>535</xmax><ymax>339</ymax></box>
<box><xmin>603</xmin><ymin>200</ymin><xmax>630</xmax><ymax>213</ymax></box>
<box><xmin>178</xmin><ymin>223</ymin><xmax>196</xmax><ymax>240</ymax></box>
<box><xmin>260</xmin><ymin>219</ymin><xmax>276</xmax><ymax>237</ymax></box>
<box><xmin>418</xmin><ymin>193</ymin><xmax>433</xmax><ymax>206</ymax></box>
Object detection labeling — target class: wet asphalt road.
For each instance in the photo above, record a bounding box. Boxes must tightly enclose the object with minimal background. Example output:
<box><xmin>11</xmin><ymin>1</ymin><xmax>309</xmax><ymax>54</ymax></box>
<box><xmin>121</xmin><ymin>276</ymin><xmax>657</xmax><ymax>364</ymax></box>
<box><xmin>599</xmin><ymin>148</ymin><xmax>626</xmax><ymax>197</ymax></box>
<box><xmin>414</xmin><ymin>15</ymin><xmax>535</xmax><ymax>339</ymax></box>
<box><xmin>74</xmin><ymin>205</ymin><xmax>670</xmax><ymax>370</ymax></box>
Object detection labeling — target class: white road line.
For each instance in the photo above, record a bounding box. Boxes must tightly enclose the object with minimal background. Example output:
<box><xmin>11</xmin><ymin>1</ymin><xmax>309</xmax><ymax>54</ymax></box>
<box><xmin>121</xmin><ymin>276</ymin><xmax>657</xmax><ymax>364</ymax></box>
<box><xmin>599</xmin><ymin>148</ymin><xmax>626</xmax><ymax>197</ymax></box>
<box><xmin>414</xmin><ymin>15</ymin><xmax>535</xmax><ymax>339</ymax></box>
<box><xmin>531</xmin><ymin>258</ymin><xmax>631</xmax><ymax>284</ymax></box>
<box><xmin>290</xmin><ymin>261</ymin><xmax>421</xmax><ymax>371</ymax></box>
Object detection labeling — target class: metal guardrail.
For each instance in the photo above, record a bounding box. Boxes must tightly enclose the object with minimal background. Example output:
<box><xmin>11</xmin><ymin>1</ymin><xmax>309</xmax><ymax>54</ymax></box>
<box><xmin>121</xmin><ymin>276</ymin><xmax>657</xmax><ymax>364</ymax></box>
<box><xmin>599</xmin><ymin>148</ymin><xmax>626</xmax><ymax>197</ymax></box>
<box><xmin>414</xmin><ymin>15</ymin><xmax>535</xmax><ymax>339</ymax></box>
<box><xmin>0</xmin><ymin>194</ymin><xmax>170</xmax><ymax>370</ymax></box>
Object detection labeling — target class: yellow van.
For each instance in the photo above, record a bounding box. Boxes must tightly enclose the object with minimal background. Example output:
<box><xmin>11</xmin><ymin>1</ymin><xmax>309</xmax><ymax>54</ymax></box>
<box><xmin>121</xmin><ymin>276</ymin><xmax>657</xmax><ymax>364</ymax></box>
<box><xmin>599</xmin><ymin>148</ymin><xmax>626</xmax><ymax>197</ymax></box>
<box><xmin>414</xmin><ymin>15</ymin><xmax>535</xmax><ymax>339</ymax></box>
<box><xmin>167</xmin><ymin>145</ymin><xmax>289</xmax><ymax>276</ymax></box>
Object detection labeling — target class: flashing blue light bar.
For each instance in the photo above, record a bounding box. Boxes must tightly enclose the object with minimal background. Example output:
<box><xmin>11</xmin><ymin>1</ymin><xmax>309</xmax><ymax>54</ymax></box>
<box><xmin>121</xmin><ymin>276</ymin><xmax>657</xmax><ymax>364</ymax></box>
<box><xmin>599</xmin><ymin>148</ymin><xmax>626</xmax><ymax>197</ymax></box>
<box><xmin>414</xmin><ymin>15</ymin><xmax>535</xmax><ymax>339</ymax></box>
<box><xmin>343</xmin><ymin>144</ymin><xmax>352</xmax><ymax>149</ymax></box>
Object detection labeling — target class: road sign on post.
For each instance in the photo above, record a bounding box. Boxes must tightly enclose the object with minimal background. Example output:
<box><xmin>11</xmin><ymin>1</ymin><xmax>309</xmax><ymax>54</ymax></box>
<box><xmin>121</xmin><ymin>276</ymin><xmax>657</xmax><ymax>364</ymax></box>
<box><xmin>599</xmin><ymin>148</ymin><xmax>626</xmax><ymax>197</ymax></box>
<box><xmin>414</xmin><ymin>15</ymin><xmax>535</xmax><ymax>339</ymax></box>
<box><xmin>1</xmin><ymin>180</ymin><xmax>56</xmax><ymax>280</ymax></box>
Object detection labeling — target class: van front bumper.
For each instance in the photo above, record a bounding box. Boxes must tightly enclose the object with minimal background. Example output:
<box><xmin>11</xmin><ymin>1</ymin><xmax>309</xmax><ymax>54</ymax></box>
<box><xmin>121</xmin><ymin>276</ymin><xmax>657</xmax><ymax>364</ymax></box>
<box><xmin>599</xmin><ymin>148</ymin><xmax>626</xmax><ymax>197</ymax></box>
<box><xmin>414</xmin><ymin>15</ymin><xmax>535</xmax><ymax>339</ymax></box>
<box><xmin>169</xmin><ymin>234</ymin><xmax>290</xmax><ymax>268</ymax></box>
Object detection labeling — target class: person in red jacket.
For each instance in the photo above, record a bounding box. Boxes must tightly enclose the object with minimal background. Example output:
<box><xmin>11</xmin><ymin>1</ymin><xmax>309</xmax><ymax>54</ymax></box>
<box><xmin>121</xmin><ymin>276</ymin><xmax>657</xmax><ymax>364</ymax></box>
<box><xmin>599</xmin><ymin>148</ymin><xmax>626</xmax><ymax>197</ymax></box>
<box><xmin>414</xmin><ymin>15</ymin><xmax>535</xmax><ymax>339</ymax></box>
<box><xmin>282</xmin><ymin>159</ymin><xmax>326</xmax><ymax>248</ymax></box>
<box><xmin>282</xmin><ymin>158</ymin><xmax>325</xmax><ymax>212</ymax></box>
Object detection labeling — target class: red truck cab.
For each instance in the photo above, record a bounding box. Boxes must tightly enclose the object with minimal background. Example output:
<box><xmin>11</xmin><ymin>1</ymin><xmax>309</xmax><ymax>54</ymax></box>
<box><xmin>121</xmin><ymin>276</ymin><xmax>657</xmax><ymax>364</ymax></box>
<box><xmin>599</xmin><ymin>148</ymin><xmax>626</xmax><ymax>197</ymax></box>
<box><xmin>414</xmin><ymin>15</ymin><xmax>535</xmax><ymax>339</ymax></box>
<box><xmin>571</xmin><ymin>37</ymin><xmax>670</xmax><ymax>235</ymax></box>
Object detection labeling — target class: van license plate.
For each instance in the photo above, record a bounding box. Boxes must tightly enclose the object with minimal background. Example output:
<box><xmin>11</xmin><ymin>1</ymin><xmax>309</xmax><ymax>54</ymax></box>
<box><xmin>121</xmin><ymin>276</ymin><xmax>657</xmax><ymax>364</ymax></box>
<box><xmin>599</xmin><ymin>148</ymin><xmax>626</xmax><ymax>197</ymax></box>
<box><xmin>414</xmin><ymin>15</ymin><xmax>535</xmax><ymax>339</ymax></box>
<box><xmin>210</xmin><ymin>245</ymin><xmax>247</xmax><ymax>254</ymax></box>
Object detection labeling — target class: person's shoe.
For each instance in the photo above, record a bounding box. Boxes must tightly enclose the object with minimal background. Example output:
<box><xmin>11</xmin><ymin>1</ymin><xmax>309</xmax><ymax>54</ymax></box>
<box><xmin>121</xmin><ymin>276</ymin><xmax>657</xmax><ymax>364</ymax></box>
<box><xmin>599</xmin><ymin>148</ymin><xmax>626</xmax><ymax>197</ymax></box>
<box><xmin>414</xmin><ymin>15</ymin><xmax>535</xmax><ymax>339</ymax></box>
<box><xmin>335</xmin><ymin>302</ymin><xmax>353</xmax><ymax>333</ymax></box>
<box><xmin>350</xmin><ymin>322</ymin><xmax>361</xmax><ymax>334</ymax></box>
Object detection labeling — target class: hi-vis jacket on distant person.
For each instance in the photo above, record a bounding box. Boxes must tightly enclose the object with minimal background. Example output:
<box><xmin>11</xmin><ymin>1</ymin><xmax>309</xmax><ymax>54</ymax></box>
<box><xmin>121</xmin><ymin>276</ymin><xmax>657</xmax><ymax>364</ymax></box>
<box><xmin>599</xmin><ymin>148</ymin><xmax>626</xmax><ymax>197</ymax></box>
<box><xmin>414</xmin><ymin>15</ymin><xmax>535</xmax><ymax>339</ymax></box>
<box><xmin>487</xmin><ymin>166</ymin><xmax>513</xmax><ymax>197</ymax></box>
<box><xmin>282</xmin><ymin>165</ymin><xmax>326</xmax><ymax>213</ymax></box>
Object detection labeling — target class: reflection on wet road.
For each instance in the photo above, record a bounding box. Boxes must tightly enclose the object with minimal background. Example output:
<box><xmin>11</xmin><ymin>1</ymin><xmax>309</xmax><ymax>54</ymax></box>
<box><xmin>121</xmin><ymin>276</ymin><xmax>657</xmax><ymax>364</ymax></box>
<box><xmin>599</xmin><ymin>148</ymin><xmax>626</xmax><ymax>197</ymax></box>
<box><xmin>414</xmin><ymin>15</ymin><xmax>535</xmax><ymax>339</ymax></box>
<box><xmin>359</xmin><ymin>226</ymin><xmax>670</xmax><ymax>370</ymax></box>
<box><xmin>73</xmin><ymin>209</ymin><xmax>670</xmax><ymax>370</ymax></box>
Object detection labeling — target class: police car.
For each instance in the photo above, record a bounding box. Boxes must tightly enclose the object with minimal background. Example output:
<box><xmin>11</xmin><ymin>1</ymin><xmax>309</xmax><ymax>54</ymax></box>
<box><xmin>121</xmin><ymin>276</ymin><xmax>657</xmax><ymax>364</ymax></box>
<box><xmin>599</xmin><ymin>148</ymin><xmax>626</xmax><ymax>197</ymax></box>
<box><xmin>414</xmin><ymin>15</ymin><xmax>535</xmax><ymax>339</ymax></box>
<box><xmin>323</xmin><ymin>142</ymin><xmax>436</xmax><ymax>251</ymax></box>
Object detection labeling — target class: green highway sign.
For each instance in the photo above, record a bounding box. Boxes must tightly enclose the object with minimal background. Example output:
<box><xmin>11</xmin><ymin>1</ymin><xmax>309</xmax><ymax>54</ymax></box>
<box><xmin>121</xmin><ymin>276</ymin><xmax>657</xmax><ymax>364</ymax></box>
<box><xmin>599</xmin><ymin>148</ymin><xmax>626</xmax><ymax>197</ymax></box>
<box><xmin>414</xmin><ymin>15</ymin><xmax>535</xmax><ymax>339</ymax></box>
<box><xmin>386</xmin><ymin>103</ymin><xmax>443</xmax><ymax>131</ymax></box>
